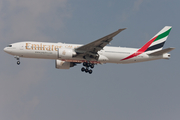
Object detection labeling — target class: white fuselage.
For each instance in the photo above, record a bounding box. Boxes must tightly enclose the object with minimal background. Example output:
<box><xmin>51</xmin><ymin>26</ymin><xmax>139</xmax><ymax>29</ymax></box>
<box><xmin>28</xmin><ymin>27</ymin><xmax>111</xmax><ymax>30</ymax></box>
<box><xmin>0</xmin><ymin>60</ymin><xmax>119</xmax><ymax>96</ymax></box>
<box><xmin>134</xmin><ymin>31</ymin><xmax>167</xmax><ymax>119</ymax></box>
<box><xmin>4</xmin><ymin>41</ymin><xmax>168</xmax><ymax>64</ymax></box>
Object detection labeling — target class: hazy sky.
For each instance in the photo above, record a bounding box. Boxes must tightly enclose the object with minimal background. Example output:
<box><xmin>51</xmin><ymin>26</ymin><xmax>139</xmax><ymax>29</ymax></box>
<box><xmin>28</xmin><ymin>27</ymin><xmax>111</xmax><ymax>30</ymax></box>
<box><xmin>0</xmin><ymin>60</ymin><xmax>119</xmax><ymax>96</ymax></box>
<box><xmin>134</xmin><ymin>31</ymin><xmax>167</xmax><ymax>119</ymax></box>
<box><xmin>0</xmin><ymin>0</ymin><xmax>180</xmax><ymax>120</ymax></box>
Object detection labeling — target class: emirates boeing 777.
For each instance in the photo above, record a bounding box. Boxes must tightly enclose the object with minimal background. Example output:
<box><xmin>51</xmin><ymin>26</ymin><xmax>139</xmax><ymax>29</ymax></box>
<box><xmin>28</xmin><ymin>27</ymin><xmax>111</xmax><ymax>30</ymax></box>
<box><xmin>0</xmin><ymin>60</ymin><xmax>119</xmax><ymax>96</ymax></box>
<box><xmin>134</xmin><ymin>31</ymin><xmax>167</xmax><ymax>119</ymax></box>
<box><xmin>4</xmin><ymin>26</ymin><xmax>174</xmax><ymax>74</ymax></box>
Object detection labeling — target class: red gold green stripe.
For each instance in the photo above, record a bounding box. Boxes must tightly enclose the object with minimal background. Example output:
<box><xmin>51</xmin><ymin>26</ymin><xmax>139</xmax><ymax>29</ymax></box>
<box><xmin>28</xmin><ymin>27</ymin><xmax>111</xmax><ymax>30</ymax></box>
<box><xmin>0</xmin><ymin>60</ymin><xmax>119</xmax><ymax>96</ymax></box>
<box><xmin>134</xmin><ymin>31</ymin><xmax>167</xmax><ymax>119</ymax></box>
<box><xmin>121</xmin><ymin>36</ymin><xmax>158</xmax><ymax>61</ymax></box>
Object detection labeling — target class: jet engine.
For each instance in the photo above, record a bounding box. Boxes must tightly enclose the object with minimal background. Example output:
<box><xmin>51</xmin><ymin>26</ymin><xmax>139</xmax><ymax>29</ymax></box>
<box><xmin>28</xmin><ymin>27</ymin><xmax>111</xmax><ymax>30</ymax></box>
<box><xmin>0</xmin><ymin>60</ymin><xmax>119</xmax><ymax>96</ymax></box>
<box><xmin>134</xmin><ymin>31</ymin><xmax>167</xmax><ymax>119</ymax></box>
<box><xmin>58</xmin><ymin>49</ymin><xmax>76</xmax><ymax>59</ymax></box>
<box><xmin>55</xmin><ymin>60</ymin><xmax>76</xmax><ymax>69</ymax></box>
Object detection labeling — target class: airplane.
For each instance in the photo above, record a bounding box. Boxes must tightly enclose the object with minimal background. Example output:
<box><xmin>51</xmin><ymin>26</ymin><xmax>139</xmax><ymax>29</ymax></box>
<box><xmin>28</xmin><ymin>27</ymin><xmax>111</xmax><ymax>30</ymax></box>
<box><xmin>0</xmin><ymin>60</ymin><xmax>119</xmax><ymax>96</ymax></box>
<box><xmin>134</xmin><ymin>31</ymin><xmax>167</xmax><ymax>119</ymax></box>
<box><xmin>4</xmin><ymin>26</ymin><xmax>175</xmax><ymax>74</ymax></box>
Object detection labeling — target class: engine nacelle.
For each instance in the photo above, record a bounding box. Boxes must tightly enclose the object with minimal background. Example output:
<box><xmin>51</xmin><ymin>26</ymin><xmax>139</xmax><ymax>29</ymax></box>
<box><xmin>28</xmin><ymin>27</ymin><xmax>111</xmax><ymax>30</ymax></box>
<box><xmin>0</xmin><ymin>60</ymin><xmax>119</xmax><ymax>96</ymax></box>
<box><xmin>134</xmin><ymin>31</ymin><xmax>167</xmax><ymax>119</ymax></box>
<box><xmin>58</xmin><ymin>49</ymin><xmax>76</xmax><ymax>59</ymax></box>
<box><xmin>55</xmin><ymin>60</ymin><xmax>75</xmax><ymax>69</ymax></box>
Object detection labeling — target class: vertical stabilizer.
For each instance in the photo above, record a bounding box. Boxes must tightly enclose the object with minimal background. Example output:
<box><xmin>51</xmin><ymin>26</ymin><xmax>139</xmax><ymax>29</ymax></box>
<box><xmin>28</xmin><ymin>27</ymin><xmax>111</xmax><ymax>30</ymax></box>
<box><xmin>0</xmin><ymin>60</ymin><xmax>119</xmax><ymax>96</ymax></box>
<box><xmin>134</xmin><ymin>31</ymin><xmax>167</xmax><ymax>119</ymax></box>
<box><xmin>121</xmin><ymin>26</ymin><xmax>172</xmax><ymax>61</ymax></box>
<box><xmin>145</xmin><ymin>26</ymin><xmax>172</xmax><ymax>53</ymax></box>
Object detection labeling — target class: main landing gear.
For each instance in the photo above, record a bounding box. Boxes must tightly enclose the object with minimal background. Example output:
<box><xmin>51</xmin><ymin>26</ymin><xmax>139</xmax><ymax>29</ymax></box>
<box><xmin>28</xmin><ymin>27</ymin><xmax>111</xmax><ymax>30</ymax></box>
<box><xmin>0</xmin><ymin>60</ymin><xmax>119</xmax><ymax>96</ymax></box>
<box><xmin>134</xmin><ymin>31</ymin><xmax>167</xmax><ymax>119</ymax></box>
<box><xmin>14</xmin><ymin>56</ymin><xmax>20</xmax><ymax>65</ymax></box>
<box><xmin>81</xmin><ymin>62</ymin><xmax>94</xmax><ymax>74</ymax></box>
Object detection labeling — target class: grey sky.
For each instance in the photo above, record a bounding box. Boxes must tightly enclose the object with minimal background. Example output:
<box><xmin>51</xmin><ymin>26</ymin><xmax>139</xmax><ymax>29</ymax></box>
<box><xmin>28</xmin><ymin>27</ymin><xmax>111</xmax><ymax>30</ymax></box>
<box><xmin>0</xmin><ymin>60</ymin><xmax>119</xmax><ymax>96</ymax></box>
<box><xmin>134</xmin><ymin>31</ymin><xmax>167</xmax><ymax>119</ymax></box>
<box><xmin>0</xmin><ymin>0</ymin><xmax>180</xmax><ymax>120</ymax></box>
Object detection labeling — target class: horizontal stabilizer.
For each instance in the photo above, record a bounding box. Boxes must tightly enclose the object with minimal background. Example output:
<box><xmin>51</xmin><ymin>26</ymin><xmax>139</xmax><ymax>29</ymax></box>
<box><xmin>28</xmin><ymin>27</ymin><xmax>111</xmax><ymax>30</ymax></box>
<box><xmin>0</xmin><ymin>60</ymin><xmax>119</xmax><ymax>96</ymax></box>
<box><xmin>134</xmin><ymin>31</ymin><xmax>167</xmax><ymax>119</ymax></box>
<box><xmin>148</xmin><ymin>47</ymin><xmax>175</xmax><ymax>56</ymax></box>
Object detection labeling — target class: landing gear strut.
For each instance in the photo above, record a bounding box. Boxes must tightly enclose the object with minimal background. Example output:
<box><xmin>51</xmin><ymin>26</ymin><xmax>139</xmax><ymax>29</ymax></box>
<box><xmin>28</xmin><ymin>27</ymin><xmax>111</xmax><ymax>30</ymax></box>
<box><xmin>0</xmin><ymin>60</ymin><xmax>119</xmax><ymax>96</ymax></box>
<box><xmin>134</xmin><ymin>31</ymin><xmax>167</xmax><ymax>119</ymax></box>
<box><xmin>81</xmin><ymin>62</ymin><xmax>94</xmax><ymax>74</ymax></box>
<box><xmin>14</xmin><ymin>56</ymin><xmax>20</xmax><ymax>65</ymax></box>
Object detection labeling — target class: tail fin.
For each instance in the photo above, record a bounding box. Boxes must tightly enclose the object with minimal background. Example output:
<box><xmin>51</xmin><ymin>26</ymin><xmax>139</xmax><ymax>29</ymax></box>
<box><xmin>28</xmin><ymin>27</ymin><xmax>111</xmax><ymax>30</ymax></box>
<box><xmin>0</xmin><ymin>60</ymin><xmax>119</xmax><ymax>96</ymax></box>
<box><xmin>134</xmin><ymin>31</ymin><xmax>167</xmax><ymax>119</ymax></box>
<box><xmin>145</xmin><ymin>26</ymin><xmax>172</xmax><ymax>53</ymax></box>
<box><xmin>121</xmin><ymin>26</ymin><xmax>172</xmax><ymax>61</ymax></box>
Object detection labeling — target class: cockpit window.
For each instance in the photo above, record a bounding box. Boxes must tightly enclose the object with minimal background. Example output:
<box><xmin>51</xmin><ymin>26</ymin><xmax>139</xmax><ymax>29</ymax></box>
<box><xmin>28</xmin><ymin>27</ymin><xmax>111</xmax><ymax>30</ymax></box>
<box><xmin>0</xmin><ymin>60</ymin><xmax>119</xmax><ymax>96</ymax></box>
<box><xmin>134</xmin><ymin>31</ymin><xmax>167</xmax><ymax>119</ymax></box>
<box><xmin>8</xmin><ymin>45</ymin><xmax>12</xmax><ymax>47</ymax></box>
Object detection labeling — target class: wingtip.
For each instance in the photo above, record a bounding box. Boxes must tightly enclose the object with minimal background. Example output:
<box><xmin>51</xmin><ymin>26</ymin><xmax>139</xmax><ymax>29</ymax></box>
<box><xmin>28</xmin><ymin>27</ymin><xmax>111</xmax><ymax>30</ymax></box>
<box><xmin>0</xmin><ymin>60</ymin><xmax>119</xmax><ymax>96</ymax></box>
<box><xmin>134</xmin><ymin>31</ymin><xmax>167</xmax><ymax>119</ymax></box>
<box><xmin>165</xmin><ymin>26</ymin><xmax>172</xmax><ymax>28</ymax></box>
<box><xmin>169</xmin><ymin>47</ymin><xmax>175</xmax><ymax>50</ymax></box>
<box><xmin>119</xmin><ymin>28</ymin><xmax>127</xmax><ymax>30</ymax></box>
<box><xmin>119</xmin><ymin>28</ymin><xmax>127</xmax><ymax>31</ymax></box>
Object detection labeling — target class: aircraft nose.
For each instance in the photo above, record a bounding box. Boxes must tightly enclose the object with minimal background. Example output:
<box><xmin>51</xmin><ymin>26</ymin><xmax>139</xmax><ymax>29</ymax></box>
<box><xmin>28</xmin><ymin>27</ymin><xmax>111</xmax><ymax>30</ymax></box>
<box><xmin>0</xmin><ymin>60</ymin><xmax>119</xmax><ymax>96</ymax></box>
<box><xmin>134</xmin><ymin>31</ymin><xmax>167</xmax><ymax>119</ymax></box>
<box><xmin>4</xmin><ymin>47</ymin><xmax>7</xmax><ymax>52</ymax></box>
<box><xmin>4</xmin><ymin>47</ymin><xmax>11</xmax><ymax>54</ymax></box>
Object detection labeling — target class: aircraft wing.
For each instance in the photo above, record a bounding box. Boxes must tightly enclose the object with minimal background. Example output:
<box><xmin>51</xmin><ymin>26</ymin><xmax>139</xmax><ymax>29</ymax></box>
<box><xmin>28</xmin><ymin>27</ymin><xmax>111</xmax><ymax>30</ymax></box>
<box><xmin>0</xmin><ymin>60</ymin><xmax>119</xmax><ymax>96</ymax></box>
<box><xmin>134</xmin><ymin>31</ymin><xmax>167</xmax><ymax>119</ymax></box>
<box><xmin>75</xmin><ymin>28</ymin><xmax>126</xmax><ymax>57</ymax></box>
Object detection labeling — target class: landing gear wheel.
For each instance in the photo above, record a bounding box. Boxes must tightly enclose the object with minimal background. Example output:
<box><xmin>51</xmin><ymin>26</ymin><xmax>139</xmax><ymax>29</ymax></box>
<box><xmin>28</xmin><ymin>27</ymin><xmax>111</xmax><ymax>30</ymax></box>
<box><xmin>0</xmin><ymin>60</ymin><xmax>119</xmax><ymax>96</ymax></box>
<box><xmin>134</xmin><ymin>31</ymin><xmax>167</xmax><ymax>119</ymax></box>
<box><xmin>81</xmin><ymin>62</ymin><xmax>95</xmax><ymax>74</ymax></box>
<box><xmin>85</xmin><ymin>69</ymin><xmax>89</xmax><ymax>73</ymax></box>
<box><xmin>17</xmin><ymin>61</ymin><xmax>20</xmax><ymax>65</ymax></box>
<box><xmin>89</xmin><ymin>70</ymin><xmax>93</xmax><ymax>74</ymax></box>
<box><xmin>83</xmin><ymin>62</ymin><xmax>87</xmax><ymax>67</ymax></box>
<box><xmin>81</xmin><ymin>67</ymin><xmax>85</xmax><ymax>72</ymax></box>
<box><xmin>90</xmin><ymin>64</ymin><xmax>94</xmax><ymax>69</ymax></box>
<box><xmin>86</xmin><ymin>63</ymin><xmax>90</xmax><ymax>67</ymax></box>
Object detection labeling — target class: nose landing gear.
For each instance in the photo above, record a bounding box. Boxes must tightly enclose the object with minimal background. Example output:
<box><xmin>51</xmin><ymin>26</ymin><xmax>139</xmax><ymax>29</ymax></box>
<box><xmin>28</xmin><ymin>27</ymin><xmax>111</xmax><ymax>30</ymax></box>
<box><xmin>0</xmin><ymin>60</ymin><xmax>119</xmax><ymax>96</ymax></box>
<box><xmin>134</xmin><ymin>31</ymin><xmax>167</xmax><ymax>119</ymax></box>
<box><xmin>17</xmin><ymin>61</ymin><xmax>20</xmax><ymax>65</ymax></box>
<box><xmin>14</xmin><ymin>56</ymin><xmax>20</xmax><ymax>65</ymax></box>
<box><xmin>81</xmin><ymin>62</ymin><xmax>94</xmax><ymax>74</ymax></box>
